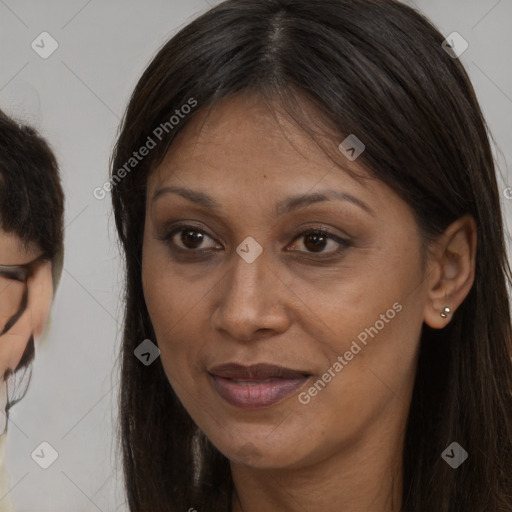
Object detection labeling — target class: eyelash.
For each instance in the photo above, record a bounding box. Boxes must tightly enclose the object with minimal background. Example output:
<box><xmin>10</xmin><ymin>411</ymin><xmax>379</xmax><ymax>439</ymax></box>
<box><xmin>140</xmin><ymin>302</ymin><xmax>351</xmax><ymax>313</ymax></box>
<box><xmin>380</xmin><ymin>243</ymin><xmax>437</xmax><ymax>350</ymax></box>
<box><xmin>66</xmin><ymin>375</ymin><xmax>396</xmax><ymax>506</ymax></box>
<box><xmin>160</xmin><ymin>224</ymin><xmax>351</xmax><ymax>259</ymax></box>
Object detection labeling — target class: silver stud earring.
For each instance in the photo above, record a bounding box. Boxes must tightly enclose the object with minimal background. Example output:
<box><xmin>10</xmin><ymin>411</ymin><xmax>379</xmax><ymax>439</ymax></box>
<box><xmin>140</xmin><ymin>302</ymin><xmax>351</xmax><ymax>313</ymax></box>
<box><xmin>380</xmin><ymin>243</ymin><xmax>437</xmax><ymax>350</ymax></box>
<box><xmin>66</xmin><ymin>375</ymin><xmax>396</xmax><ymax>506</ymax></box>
<box><xmin>440</xmin><ymin>307</ymin><xmax>451</xmax><ymax>318</ymax></box>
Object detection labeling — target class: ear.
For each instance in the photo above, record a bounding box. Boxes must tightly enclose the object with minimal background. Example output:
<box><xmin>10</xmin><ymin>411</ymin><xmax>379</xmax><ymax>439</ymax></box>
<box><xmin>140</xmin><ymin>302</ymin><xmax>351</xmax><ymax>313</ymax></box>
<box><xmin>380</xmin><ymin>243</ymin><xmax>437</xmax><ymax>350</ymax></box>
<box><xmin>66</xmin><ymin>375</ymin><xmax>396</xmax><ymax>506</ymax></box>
<box><xmin>0</xmin><ymin>260</ymin><xmax>53</xmax><ymax>374</ymax></box>
<box><xmin>423</xmin><ymin>214</ymin><xmax>477</xmax><ymax>329</ymax></box>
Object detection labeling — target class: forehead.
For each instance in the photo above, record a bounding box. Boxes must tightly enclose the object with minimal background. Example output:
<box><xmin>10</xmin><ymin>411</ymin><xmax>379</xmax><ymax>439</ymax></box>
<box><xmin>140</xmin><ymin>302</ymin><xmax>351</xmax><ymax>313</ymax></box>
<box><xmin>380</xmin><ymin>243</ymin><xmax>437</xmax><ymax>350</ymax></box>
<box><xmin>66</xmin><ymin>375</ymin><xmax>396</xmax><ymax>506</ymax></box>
<box><xmin>147</xmin><ymin>93</ymin><xmax>372</xmax><ymax>200</ymax></box>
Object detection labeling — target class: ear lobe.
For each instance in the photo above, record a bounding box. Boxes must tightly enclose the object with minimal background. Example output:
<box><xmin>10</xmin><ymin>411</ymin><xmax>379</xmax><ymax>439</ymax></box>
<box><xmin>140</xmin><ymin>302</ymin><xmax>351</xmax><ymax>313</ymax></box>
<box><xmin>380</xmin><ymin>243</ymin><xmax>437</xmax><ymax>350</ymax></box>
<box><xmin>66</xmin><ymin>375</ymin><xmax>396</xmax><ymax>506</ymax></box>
<box><xmin>423</xmin><ymin>214</ymin><xmax>477</xmax><ymax>329</ymax></box>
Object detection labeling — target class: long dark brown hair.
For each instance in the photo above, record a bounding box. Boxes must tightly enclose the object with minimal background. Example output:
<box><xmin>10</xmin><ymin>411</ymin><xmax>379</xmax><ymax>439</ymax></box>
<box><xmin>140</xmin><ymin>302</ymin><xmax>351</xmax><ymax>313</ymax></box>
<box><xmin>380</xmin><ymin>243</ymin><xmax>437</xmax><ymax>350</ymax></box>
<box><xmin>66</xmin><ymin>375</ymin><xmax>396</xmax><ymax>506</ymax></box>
<box><xmin>110</xmin><ymin>1</ymin><xmax>512</xmax><ymax>510</ymax></box>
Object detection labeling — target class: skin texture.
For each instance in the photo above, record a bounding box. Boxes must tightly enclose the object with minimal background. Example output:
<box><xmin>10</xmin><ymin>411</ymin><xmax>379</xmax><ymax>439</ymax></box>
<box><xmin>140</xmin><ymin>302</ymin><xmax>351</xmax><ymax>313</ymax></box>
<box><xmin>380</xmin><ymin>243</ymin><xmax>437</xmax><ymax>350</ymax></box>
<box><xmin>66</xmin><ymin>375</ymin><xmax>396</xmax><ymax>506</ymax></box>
<box><xmin>0</xmin><ymin>229</ymin><xmax>53</xmax><ymax>378</ymax></box>
<box><xmin>141</xmin><ymin>93</ymin><xmax>476</xmax><ymax>512</ymax></box>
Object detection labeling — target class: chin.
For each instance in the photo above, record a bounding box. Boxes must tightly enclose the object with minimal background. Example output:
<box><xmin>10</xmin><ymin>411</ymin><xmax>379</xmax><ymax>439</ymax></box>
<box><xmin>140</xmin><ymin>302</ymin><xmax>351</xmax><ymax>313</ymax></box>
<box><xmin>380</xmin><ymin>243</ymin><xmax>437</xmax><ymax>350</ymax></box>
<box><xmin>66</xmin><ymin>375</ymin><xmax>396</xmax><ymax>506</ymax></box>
<box><xmin>209</xmin><ymin>429</ymin><xmax>312</xmax><ymax>469</ymax></box>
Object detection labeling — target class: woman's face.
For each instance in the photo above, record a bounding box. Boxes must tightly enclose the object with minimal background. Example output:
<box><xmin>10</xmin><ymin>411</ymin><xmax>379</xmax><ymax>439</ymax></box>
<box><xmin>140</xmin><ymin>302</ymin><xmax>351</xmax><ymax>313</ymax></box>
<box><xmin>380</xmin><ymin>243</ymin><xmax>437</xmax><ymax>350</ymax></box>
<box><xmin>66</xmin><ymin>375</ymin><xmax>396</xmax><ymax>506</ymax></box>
<box><xmin>142</xmin><ymin>93</ymin><xmax>431</xmax><ymax>470</ymax></box>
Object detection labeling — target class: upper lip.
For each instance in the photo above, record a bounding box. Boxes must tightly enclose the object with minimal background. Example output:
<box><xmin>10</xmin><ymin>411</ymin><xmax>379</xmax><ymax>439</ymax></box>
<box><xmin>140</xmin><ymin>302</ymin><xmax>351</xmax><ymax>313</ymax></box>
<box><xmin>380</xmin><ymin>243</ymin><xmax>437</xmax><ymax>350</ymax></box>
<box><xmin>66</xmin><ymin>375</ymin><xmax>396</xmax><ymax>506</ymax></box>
<box><xmin>208</xmin><ymin>363</ymin><xmax>311</xmax><ymax>380</ymax></box>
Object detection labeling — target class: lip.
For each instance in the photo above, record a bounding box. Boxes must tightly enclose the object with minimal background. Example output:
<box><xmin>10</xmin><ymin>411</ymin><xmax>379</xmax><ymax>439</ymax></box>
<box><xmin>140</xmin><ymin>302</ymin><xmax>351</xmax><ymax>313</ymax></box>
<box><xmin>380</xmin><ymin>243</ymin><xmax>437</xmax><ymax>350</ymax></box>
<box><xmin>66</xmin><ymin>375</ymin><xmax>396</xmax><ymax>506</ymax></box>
<box><xmin>208</xmin><ymin>363</ymin><xmax>311</xmax><ymax>409</ymax></box>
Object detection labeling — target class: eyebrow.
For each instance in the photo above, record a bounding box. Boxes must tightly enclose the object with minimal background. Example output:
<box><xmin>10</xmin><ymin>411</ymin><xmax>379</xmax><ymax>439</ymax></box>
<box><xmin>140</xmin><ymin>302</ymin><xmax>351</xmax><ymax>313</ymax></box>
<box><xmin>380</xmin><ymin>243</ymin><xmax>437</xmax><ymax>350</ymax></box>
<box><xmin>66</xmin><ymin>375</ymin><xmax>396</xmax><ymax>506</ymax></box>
<box><xmin>151</xmin><ymin>185</ymin><xmax>375</xmax><ymax>217</ymax></box>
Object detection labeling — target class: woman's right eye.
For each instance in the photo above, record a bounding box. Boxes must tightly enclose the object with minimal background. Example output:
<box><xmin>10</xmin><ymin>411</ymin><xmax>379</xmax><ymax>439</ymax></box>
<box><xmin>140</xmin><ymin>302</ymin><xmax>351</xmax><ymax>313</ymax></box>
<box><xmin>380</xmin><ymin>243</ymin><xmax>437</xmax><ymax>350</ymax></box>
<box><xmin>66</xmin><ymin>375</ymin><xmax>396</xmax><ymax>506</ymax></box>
<box><xmin>164</xmin><ymin>226</ymin><xmax>220</xmax><ymax>252</ymax></box>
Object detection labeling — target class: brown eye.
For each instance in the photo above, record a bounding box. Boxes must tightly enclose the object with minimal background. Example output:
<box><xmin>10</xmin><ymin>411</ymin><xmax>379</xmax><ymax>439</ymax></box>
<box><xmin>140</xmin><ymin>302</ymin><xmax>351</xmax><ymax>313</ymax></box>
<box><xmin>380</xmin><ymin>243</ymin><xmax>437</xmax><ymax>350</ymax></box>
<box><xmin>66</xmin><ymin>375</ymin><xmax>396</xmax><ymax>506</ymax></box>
<box><xmin>180</xmin><ymin>229</ymin><xmax>205</xmax><ymax>249</ymax></box>
<box><xmin>289</xmin><ymin>229</ymin><xmax>350</xmax><ymax>255</ymax></box>
<box><xmin>303</xmin><ymin>232</ymin><xmax>328</xmax><ymax>252</ymax></box>
<box><xmin>165</xmin><ymin>226</ymin><xmax>219</xmax><ymax>251</ymax></box>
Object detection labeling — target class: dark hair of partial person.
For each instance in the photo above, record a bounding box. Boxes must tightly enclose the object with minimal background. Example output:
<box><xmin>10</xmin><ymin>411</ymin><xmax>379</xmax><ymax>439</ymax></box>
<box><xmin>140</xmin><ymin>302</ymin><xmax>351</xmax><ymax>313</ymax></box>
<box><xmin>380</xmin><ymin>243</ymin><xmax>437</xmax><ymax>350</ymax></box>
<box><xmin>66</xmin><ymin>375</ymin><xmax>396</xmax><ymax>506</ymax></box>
<box><xmin>0</xmin><ymin>108</ymin><xmax>65</xmax><ymax>420</ymax></box>
<box><xmin>110</xmin><ymin>0</ymin><xmax>512</xmax><ymax>510</ymax></box>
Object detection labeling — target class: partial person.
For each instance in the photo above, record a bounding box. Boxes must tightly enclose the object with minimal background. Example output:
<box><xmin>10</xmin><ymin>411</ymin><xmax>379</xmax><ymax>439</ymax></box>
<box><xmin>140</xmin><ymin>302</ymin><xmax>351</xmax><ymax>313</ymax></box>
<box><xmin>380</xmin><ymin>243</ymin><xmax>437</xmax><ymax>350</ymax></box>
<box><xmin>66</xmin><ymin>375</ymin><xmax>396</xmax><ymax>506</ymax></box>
<box><xmin>0</xmin><ymin>109</ymin><xmax>64</xmax><ymax>510</ymax></box>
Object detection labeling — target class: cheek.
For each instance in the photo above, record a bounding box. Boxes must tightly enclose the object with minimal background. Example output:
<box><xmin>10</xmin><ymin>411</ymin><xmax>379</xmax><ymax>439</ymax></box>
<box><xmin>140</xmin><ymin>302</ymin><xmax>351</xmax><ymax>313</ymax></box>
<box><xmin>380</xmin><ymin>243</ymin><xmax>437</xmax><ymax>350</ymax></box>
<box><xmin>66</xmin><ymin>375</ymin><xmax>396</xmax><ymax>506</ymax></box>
<box><xmin>284</xmin><ymin>238</ymin><xmax>425</xmax><ymax>406</ymax></box>
<box><xmin>0</xmin><ymin>277</ymin><xmax>26</xmax><ymax>325</ymax></box>
<box><xmin>278</xmin><ymin>235</ymin><xmax>424</xmax><ymax>352</ymax></box>
<box><xmin>281</xmin><ymin>280</ymin><xmax>424</xmax><ymax>464</ymax></box>
<box><xmin>141</xmin><ymin>246</ymin><xmax>212</xmax><ymax>396</ymax></box>
<box><xmin>0</xmin><ymin>279</ymin><xmax>29</xmax><ymax>374</ymax></box>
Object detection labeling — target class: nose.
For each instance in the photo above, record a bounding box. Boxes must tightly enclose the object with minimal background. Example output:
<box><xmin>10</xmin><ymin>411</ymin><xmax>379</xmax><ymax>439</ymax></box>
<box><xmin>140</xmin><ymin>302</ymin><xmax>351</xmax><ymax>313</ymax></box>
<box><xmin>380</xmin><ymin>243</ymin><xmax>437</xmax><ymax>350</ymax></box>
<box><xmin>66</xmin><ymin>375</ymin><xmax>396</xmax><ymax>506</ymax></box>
<box><xmin>211</xmin><ymin>246</ymin><xmax>292</xmax><ymax>342</ymax></box>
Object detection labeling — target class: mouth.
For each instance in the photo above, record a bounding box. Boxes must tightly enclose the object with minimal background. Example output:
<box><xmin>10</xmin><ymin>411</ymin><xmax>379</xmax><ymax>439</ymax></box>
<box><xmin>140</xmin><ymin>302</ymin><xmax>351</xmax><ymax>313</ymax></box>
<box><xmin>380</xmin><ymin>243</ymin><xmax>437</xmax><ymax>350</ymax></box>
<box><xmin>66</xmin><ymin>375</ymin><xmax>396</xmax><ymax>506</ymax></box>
<box><xmin>208</xmin><ymin>363</ymin><xmax>312</xmax><ymax>409</ymax></box>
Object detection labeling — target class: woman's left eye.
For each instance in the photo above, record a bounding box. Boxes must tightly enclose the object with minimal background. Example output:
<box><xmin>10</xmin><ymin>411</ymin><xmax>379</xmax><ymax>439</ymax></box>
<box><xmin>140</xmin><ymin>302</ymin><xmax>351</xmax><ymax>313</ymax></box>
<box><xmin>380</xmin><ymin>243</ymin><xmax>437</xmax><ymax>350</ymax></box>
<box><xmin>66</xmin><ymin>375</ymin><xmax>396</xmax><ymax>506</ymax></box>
<box><xmin>287</xmin><ymin>229</ymin><xmax>351</xmax><ymax>255</ymax></box>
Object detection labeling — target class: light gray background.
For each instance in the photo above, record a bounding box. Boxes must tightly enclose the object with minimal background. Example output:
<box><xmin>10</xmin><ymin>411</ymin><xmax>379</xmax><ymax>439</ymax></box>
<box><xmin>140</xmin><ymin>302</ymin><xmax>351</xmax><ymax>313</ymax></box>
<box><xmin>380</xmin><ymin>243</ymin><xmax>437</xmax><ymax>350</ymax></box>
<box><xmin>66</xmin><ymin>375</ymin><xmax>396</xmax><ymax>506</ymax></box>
<box><xmin>0</xmin><ymin>1</ymin><xmax>511</xmax><ymax>511</ymax></box>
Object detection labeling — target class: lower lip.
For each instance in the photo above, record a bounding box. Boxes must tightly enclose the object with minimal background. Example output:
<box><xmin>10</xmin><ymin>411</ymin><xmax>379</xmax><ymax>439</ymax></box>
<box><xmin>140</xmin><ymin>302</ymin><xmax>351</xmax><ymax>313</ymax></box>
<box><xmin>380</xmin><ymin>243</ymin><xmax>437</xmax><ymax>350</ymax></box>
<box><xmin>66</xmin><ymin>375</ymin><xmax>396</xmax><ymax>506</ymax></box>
<box><xmin>210</xmin><ymin>374</ymin><xmax>310</xmax><ymax>409</ymax></box>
